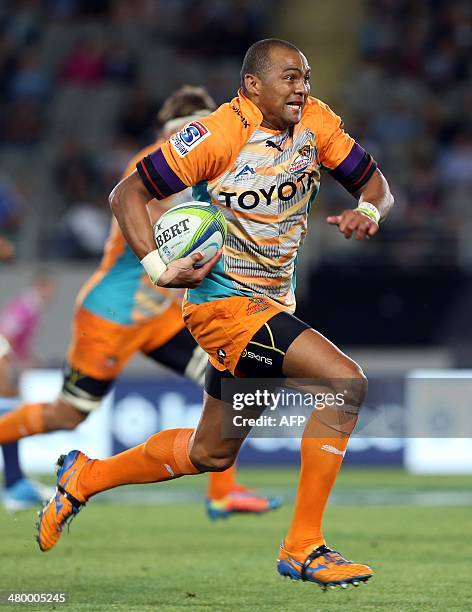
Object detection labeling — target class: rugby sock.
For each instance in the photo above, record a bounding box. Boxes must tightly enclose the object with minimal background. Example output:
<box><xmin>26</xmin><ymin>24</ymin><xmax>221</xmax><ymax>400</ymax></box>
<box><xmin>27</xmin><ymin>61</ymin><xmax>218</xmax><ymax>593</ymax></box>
<box><xmin>284</xmin><ymin>416</ymin><xmax>350</xmax><ymax>553</ymax></box>
<box><xmin>2</xmin><ymin>442</ymin><xmax>24</xmax><ymax>487</ymax></box>
<box><xmin>0</xmin><ymin>403</ymin><xmax>46</xmax><ymax>444</ymax></box>
<box><xmin>78</xmin><ymin>428</ymin><xmax>199</xmax><ymax>499</ymax></box>
<box><xmin>207</xmin><ymin>464</ymin><xmax>238</xmax><ymax>500</ymax></box>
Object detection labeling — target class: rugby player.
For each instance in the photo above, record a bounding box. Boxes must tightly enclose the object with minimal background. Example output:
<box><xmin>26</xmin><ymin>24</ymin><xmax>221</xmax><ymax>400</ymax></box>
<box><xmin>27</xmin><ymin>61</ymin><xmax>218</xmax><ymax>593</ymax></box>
<box><xmin>0</xmin><ymin>87</ymin><xmax>280</xmax><ymax>519</ymax></box>
<box><xmin>37</xmin><ymin>40</ymin><xmax>394</xmax><ymax>589</ymax></box>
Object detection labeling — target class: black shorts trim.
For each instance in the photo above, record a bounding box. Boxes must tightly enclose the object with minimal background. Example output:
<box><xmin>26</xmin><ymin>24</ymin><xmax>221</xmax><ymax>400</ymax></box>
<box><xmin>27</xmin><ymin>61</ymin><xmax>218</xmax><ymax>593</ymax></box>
<box><xmin>235</xmin><ymin>311</ymin><xmax>310</xmax><ymax>378</ymax></box>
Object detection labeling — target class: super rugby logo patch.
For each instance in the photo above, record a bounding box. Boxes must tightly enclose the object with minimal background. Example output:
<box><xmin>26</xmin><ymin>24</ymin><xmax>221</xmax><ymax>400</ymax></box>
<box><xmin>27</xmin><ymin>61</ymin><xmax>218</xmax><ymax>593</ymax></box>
<box><xmin>170</xmin><ymin>121</ymin><xmax>211</xmax><ymax>158</ymax></box>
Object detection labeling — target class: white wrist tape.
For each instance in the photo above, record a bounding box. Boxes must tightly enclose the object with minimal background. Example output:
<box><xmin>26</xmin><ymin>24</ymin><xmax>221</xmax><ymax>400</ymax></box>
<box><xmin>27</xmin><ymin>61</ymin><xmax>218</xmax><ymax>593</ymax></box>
<box><xmin>140</xmin><ymin>249</ymin><xmax>167</xmax><ymax>285</ymax></box>
<box><xmin>354</xmin><ymin>202</ymin><xmax>381</xmax><ymax>224</ymax></box>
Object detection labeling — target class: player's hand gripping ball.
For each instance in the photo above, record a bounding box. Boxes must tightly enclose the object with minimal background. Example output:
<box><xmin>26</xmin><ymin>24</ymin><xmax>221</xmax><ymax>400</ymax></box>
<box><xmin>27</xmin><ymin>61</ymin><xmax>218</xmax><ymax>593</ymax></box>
<box><xmin>154</xmin><ymin>201</ymin><xmax>227</xmax><ymax>267</ymax></box>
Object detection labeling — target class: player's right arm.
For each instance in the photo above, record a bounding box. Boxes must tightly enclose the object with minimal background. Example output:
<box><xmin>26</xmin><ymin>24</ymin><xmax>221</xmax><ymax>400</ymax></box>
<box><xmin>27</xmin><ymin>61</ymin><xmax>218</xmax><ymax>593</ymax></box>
<box><xmin>109</xmin><ymin>171</ymin><xmax>156</xmax><ymax>260</ymax></box>
<box><xmin>110</xmin><ymin>170</ymin><xmax>218</xmax><ymax>288</ymax></box>
<box><xmin>110</xmin><ymin>111</ymin><xmax>235</xmax><ymax>288</ymax></box>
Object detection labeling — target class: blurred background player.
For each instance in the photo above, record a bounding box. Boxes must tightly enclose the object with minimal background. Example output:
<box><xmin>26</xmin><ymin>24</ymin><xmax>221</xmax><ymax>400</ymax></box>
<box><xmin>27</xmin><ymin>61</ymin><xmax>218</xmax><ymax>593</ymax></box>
<box><xmin>0</xmin><ymin>259</ymin><xmax>56</xmax><ymax>510</ymax></box>
<box><xmin>0</xmin><ymin>86</ymin><xmax>280</xmax><ymax>520</ymax></box>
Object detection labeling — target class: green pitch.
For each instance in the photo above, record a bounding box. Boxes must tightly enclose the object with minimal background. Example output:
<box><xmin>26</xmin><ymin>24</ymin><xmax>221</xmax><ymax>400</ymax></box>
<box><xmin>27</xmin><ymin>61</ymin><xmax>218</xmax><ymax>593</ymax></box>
<box><xmin>1</xmin><ymin>467</ymin><xmax>472</xmax><ymax>611</ymax></box>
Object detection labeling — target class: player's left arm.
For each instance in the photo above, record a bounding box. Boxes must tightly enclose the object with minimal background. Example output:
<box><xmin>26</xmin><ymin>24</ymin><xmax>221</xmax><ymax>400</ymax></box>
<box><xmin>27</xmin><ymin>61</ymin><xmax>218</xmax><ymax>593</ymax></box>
<box><xmin>327</xmin><ymin>168</ymin><xmax>394</xmax><ymax>240</ymax></box>
<box><xmin>315</xmin><ymin>100</ymin><xmax>394</xmax><ymax>240</ymax></box>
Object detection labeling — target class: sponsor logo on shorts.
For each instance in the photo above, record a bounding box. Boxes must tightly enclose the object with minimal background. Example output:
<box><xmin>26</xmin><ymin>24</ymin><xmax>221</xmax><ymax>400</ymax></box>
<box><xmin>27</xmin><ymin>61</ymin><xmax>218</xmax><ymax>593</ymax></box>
<box><xmin>170</xmin><ymin>121</ymin><xmax>211</xmax><ymax>158</ymax></box>
<box><xmin>240</xmin><ymin>348</ymin><xmax>272</xmax><ymax>365</ymax></box>
<box><xmin>216</xmin><ymin>348</ymin><xmax>227</xmax><ymax>364</ymax></box>
<box><xmin>246</xmin><ymin>298</ymin><xmax>269</xmax><ymax>316</ymax></box>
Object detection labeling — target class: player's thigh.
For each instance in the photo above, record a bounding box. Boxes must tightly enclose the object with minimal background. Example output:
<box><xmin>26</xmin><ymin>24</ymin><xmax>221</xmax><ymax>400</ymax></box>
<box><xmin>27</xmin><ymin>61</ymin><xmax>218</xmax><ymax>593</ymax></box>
<box><xmin>185</xmin><ymin>297</ymin><xmax>365</xmax><ymax>383</ymax></box>
<box><xmin>234</xmin><ymin>311</ymin><xmax>366</xmax><ymax>407</ymax></box>
<box><xmin>283</xmin><ymin>327</ymin><xmax>365</xmax><ymax>380</ymax></box>
<box><xmin>213</xmin><ymin>312</ymin><xmax>367</xmax><ymax>407</ymax></box>
<box><xmin>183</xmin><ymin>296</ymin><xmax>283</xmax><ymax>376</ymax></box>
<box><xmin>233</xmin><ymin>310</ymin><xmax>364</xmax><ymax>379</ymax></box>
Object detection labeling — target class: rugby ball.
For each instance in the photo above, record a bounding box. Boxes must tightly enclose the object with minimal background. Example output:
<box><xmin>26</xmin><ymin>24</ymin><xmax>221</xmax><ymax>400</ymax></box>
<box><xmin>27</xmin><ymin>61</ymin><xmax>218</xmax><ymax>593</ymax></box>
<box><xmin>153</xmin><ymin>201</ymin><xmax>227</xmax><ymax>265</ymax></box>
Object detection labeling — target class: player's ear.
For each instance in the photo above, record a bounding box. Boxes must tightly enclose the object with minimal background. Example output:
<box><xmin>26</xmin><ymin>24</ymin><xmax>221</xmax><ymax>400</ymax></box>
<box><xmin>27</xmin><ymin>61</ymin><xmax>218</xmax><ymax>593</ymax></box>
<box><xmin>243</xmin><ymin>73</ymin><xmax>260</xmax><ymax>96</ymax></box>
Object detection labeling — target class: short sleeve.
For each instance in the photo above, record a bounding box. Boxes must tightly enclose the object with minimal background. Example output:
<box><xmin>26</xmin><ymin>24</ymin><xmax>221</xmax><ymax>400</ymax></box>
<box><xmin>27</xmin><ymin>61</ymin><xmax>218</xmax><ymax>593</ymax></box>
<box><xmin>317</xmin><ymin>101</ymin><xmax>377</xmax><ymax>193</ymax></box>
<box><xmin>136</xmin><ymin>116</ymin><xmax>230</xmax><ymax>200</ymax></box>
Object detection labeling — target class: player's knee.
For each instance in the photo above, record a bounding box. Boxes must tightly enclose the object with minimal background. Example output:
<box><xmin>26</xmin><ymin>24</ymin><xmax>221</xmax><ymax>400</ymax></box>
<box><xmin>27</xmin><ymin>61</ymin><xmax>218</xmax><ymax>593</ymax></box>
<box><xmin>334</xmin><ymin>360</ymin><xmax>368</xmax><ymax>409</ymax></box>
<box><xmin>190</xmin><ymin>445</ymin><xmax>235</xmax><ymax>472</ymax></box>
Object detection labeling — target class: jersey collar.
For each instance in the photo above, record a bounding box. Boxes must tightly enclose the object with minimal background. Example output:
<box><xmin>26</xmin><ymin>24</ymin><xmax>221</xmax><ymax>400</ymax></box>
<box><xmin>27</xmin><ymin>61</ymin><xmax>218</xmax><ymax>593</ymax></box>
<box><xmin>231</xmin><ymin>89</ymin><xmax>264</xmax><ymax>129</ymax></box>
<box><xmin>234</xmin><ymin>90</ymin><xmax>314</xmax><ymax>131</ymax></box>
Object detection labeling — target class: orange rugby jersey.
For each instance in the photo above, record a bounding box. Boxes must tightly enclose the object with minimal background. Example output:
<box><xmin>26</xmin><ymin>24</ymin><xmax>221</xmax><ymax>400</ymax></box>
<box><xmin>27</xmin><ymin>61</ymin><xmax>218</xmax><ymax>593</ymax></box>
<box><xmin>78</xmin><ymin>141</ymin><xmax>180</xmax><ymax>324</ymax></box>
<box><xmin>137</xmin><ymin>92</ymin><xmax>377</xmax><ymax>312</ymax></box>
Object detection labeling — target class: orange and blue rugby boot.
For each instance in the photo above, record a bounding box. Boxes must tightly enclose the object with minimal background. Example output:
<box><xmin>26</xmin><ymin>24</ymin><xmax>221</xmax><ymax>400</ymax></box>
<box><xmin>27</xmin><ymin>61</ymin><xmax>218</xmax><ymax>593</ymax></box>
<box><xmin>277</xmin><ymin>542</ymin><xmax>373</xmax><ymax>590</ymax></box>
<box><xmin>206</xmin><ymin>487</ymin><xmax>282</xmax><ymax>520</ymax></box>
<box><xmin>36</xmin><ymin>450</ymin><xmax>90</xmax><ymax>552</ymax></box>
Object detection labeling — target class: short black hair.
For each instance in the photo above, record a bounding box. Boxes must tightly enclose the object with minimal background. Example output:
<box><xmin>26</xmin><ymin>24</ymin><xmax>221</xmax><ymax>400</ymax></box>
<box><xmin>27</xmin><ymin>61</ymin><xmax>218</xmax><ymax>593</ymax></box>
<box><xmin>240</xmin><ymin>38</ymin><xmax>301</xmax><ymax>89</ymax></box>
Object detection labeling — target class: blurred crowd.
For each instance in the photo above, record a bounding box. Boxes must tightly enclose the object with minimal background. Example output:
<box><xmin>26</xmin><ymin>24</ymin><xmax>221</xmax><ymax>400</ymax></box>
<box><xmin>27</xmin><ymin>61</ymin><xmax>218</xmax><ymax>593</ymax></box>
<box><xmin>0</xmin><ymin>0</ymin><xmax>271</xmax><ymax>258</ymax></box>
<box><xmin>321</xmin><ymin>0</ymin><xmax>471</xmax><ymax>269</ymax></box>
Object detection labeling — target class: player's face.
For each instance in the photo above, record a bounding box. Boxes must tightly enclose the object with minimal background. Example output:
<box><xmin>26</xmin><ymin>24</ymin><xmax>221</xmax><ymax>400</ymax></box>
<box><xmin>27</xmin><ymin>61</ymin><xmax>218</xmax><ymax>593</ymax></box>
<box><xmin>257</xmin><ymin>48</ymin><xmax>311</xmax><ymax>130</ymax></box>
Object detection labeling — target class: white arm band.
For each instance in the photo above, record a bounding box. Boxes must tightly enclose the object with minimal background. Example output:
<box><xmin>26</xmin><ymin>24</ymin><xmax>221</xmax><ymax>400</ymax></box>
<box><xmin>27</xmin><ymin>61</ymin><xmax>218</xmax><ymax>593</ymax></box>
<box><xmin>140</xmin><ymin>250</ymin><xmax>167</xmax><ymax>285</ymax></box>
<box><xmin>354</xmin><ymin>202</ymin><xmax>381</xmax><ymax>224</ymax></box>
